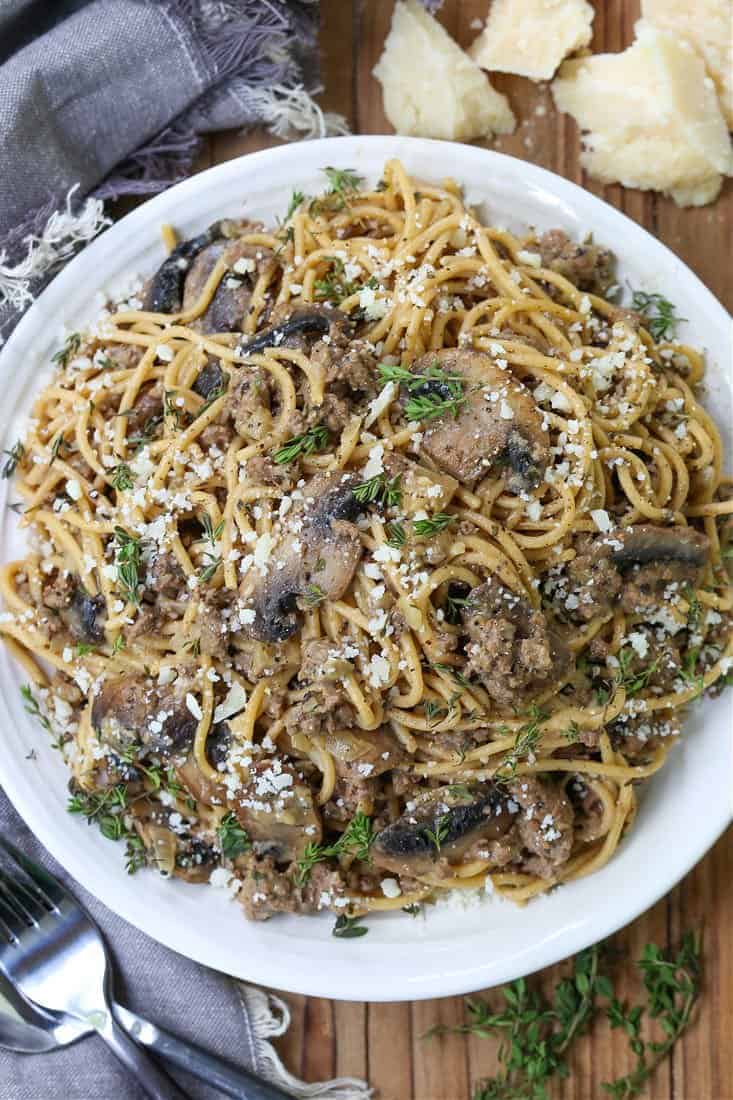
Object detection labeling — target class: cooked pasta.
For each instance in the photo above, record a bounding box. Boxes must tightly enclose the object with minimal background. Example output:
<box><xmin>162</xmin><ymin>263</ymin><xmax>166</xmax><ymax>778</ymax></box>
<box><xmin>2</xmin><ymin>160</ymin><xmax>732</xmax><ymax>924</ymax></box>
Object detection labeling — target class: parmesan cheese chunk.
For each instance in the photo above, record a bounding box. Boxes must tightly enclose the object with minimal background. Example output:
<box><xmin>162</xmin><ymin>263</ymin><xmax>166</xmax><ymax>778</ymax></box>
<box><xmin>641</xmin><ymin>0</ymin><xmax>733</xmax><ymax>130</ymax></box>
<box><xmin>552</xmin><ymin>22</ymin><xmax>733</xmax><ymax>206</ymax></box>
<box><xmin>469</xmin><ymin>0</ymin><xmax>594</xmax><ymax>81</ymax></box>
<box><xmin>373</xmin><ymin>0</ymin><xmax>515</xmax><ymax>142</ymax></box>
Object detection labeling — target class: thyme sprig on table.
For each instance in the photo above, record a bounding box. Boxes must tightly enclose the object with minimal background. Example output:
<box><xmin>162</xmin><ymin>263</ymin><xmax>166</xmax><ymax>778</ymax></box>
<box><xmin>426</xmin><ymin>933</ymin><xmax>702</xmax><ymax>1100</ymax></box>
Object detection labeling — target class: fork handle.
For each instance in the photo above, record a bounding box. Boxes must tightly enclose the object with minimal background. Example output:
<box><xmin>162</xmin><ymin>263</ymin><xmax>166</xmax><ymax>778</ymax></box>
<box><xmin>95</xmin><ymin>1009</ymin><xmax>191</xmax><ymax>1100</ymax></box>
<box><xmin>112</xmin><ymin>1000</ymin><xmax>289</xmax><ymax>1099</ymax></box>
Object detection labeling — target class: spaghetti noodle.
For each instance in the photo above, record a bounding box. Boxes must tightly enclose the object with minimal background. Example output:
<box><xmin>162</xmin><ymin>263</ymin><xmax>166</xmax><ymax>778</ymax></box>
<box><xmin>2</xmin><ymin>160</ymin><xmax>732</xmax><ymax>923</ymax></box>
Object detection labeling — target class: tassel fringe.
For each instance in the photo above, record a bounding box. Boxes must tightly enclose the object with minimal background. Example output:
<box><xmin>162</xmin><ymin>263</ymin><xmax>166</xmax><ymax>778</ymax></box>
<box><xmin>0</xmin><ymin>187</ymin><xmax>109</xmax><ymax>315</ymax></box>
<box><xmin>239</xmin><ymin>984</ymin><xmax>373</xmax><ymax>1099</ymax></box>
<box><xmin>247</xmin><ymin>84</ymin><xmax>350</xmax><ymax>141</ymax></box>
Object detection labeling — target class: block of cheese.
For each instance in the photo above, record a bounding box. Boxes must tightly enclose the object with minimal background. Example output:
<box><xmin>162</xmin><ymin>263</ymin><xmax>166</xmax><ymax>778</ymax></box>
<box><xmin>552</xmin><ymin>22</ymin><xmax>733</xmax><ymax>206</ymax></box>
<box><xmin>373</xmin><ymin>0</ymin><xmax>516</xmax><ymax>142</ymax></box>
<box><xmin>469</xmin><ymin>0</ymin><xmax>594</xmax><ymax>81</ymax></box>
<box><xmin>641</xmin><ymin>0</ymin><xmax>733</xmax><ymax>129</ymax></box>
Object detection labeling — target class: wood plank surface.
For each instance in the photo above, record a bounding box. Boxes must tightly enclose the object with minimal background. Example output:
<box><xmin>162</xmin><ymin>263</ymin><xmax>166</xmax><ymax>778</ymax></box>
<box><xmin>210</xmin><ymin>3</ymin><xmax>733</xmax><ymax>1096</ymax></box>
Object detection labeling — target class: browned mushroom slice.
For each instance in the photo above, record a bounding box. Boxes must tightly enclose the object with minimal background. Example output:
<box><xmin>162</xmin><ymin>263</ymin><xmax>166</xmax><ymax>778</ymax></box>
<box><xmin>568</xmin><ymin>525</ymin><xmax>710</xmax><ymax>620</ymax></box>
<box><xmin>462</xmin><ymin>577</ymin><xmax>570</xmax><ymax>706</ymax></box>
<box><xmin>609</xmin><ymin>526</ymin><xmax>709</xmax><ymax>570</ymax></box>
<box><xmin>324</xmin><ymin>725</ymin><xmax>404</xmax><ymax>776</ymax></box>
<box><xmin>59</xmin><ymin>585</ymin><xmax>106</xmax><ymax>644</ymax></box>
<box><xmin>91</xmin><ymin>675</ymin><xmax>197</xmax><ymax>758</ymax></box>
<box><xmin>372</xmin><ymin>784</ymin><xmax>513</xmax><ymax>877</ymax></box>
<box><xmin>409</xmin><ymin>349</ymin><xmax>550</xmax><ymax>491</ymax></box>
<box><xmin>144</xmin><ymin>224</ymin><xmax>221</xmax><ymax>314</ymax></box>
<box><xmin>182</xmin><ymin>230</ymin><xmax>277</xmax><ymax>334</ymax></box>
<box><xmin>230</xmin><ymin>761</ymin><xmax>322</xmax><ymax>863</ymax></box>
<box><xmin>245</xmin><ymin>471</ymin><xmax>363</xmax><ymax>643</ymax></box>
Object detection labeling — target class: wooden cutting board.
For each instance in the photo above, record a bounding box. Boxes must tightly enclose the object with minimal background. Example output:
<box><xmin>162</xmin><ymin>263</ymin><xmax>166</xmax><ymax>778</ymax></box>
<box><xmin>201</xmin><ymin>3</ymin><xmax>733</xmax><ymax>1096</ymax></box>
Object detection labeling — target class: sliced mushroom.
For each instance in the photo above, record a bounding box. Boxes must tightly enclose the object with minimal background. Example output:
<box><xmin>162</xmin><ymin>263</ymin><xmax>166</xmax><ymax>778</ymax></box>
<box><xmin>609</xmin><ymin>526</ymin><xmax>709</xmax><ymax>570</ymax></box>
<box><xmin>192</xmin><ymin>359</ymin><xmax>226</xmax><ymax>400</ymax></box>
<box><xmin>144</xmin><ymin>224</ymin><xmax>221</xmax><ymax>314</ymax></box>
<box><xmin>324</xmin><ymin>725</ymin><xmax>404</xmax><ymax>777</ymax></box>
<box><xmin>231</xmin><ymin>761</ymin><xmax>322</xmax><ymax>863</ymax></box>
<box><xmin>408</xmin><ymin>349</ymin><xmax>550</xmax><ymax>491</ymax></box>
<box><xmin>183</xmin><ymin>233</ymin><xmax>276</xmax><ymax>334</ymax></box>
<box><xmin>568</xmin><ymin>525</ymin><xmax>710</xmax><ymax>620</ymax></box>
<box><xmin>144</xmin><ymin>221</ymin><xmax>278</xmax><ymax>333</ymax></box>
<box><xmin>245</xmin><ymin>471</ymin><xmax>363</xmax><ymax>643</ymax></box>
<box><xmin>91</xmin><ymin>675</ymin><xmax>197</xmax><ymax>758</ymax></box>
<box><xmin>462</xmin><ymin>578</ymin><xmax>570</xmax><ymax>707</ymax></box>
<box><xmin>372</xmin><ymin>784</ymin><xmax>513</xmax><ymax>877</ymax></box>
<box><xmin>240</xmin><ymin>310</ymin><xmax>331</xmax><ymax>356</ymax></box>
<box><xmin>60</xmin><ymin>585</ymin><xmax>106</xmax><ymax>644</ymax></box>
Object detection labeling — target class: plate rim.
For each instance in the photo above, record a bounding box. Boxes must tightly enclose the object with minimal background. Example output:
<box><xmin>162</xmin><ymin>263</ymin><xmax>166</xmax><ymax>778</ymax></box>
<box><xmin>0</xmin><ymin>134</ymin><xmax>731</xmax><ymax>1001</ymax></box>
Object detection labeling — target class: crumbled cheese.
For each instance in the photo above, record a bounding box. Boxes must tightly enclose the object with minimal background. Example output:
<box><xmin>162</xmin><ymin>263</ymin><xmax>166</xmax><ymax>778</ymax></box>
<box><xmin>213</xmin><ymin>682</ymin><xmax>248</xmax><ymax>724</ymax></box>
<box><xmin>590</xmin><ymin>508</ymin><xmax>613</xmax><ymax>533</ymax></box>
<box><xmin>185</xmin><ymin>693</ymin><xmax>203</xmax><ymax>721</ymax></box>
<box><xmin>155</xmin><ymin>343</ymin><xmax>174</xmax><ymax>362</ymax></box>
<box><xmin>627</xmin><ymin>631</ymin><xmax>649</xmax><ymax>659</ymax></box>
<box><xmin>65</xmin><ymin>479</ymin><xmax>82</xmax><ymax>501</ymax></box>
<box><xmin>363</xmin><ymin>442</ymin><xmax>385</xmax><ymax>480</ymax></box>
<box><xmin>380</xmin><ymin>877</ymin><xmax>402</xmax><ymax>898</ymax></box>
<box><xmin>470</xmin><ymin>0</ymin><xmax>594</xmax><ymax>81</ymax></box>
<box><xmin>364</xmin><ymin>382</ymin><xmax>398</xmax><ymax>427</ymax></box>
<box><xmin>373</xmin><ymin>0</ymin><xmax>516</xmax><ymax>142</ymax></box>
<box><xmin>233</xmin><ymin>257</ymin><xmax>256</xmax><ymax>275</ymax></box>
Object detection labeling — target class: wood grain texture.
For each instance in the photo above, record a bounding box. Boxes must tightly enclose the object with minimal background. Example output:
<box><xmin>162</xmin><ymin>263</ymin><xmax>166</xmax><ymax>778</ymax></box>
<box><xmin>207</xmin><ymin>3</ymin><xmax>733</xmax><ymax>1096</ymax></box>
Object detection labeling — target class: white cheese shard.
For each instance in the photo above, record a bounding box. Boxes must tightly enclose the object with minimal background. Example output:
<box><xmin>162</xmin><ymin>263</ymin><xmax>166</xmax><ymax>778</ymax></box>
<box><xmin>552</xmin><ymin>22</ymin><xmax>733</xmax><ymax>207</ymax></box>
<box><xmin>470</xmin><ymin>0</ymin><xmax>594</xmax><ymax>81</ymax></box>
<box><xmin>641</xmin><ymin>0</ymin><xmax>733</xmax><ymax>129</ymax></box>
<box><xmin>373</xmin><ymin>0</ymin><xmax>515</xmax><ymax>142</ymax></box>
<box><xmin>213</xmin><ymin>682</ymin><xmax>248</xmax><ymax>724</ymax></box>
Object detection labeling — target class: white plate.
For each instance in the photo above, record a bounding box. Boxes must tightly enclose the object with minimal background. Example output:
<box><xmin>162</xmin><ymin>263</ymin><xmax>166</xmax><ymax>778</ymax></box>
<box><xmin>0</xmin><ymin>136</ymin><xmax>731</xmax><ymax>1002</ymax></box>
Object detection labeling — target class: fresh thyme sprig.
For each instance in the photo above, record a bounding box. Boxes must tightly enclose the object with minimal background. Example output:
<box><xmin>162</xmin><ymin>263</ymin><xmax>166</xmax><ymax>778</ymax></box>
<box><xmin>314</xmin><ymin>257</ymin><xmax>371</xmax><ymax>304</ymax></box>
<box><xmin>110</xmin><ymin>463</ymin><xmax>134</xmax><ymax>491</ymax></box>
<box><xmin>426</xmin><ymin>933</ymin><xmax>702</xmax><ymax>1100</ymax></box>
<box><xmin>603</xmin><ymin>934</ymin><xmax>702</xmax><ymax>1099</ymax></box>
<box><xmin>385</xmin><ymin>520</ymin><xmax>406</xmax><ymax>548</ymax></box>
<box><xmin>113</xmin><ymin>526</ymin><xmax>144</xmax><ymax>605</ymax></box>
<box><xmin>494</xmin><ymin>705</ymin><xmax>549</xmax><ymax>784</ymax></box>
<box><xmin>614</xmin><ymin>647</ymin><xmax>660</xmax><ymax>697</ymax></box>
<box><xmin>377</xmin><ymin>361</ymin><xmax>468</xmax><ymax>423</ymax></box>
<box><xmin>332</xmin><ymin>914</ymin><xmax>368</xmax><ymax>938</ymax></box>
<box><xmin>49</xmin><ymin>433</ymin><xmax>67</xmax><ymax>465</ymax></box>
<box><xmin>217</xmin><ymin>812</ymin><xmax>251</xmax><ymax>859</ymax></box>
<box><xmin>285</xmin><ymin>189</ymin><xmax>306</xmax><ymax>220</ymax></box>
<box><xmin>1</xmin><ymin>440</ymin><xmax>25</xmax><ymax>479</ymax></box>
<box><xmin>20</xmin><ymin>684</ymin><xmax>53</xmax><ymax>735</ymax></box>
<box><xmin>352</xmin><ymin>472</ymin><xmax>402</xmax><ymax>508</ymax></box>
<box><xmin>679</xmin><ymin>647</ymin><xmax>704</xmax><ymax>699</ymax></box>
<box><xmin>421</xmin><ymin>812</ymin><xmax>451</xmax><ymax>854</ymax></box>
<box><xmin>274</xmin><ymin>424</ymin><xmax>330</xmax><ymax>465</ymax></box>
<box><xmin>199</xmin><ymin>513</ymin><xmax>224</xmax><ymax>545</ymax></box>
<box><xmin>67</xmin><ymin>785</ymin><xmax>129</xmax><ymax>841</ymax></box>
<box><xmin>295</xmin><ymin>811</ymin><xmax>375</xmax><ymax>885</ymax></box>
<box><xmin>630</xmin><ymin>290</ymin><xmax>686</xmax><ymax>342</ymax></box>
<box><xmin>413</xmin><ymin>512</ymin><xmax>455</xmax><ymax>538</ymax></box>
<box><xmin>52</xmin><ymin>332</ymin><xmax>82</xmax><ymax>368</ymax></box>
<box><xmin>195</xmin><ymin>375</ymin><xmax>229</xmax><ymax>419</ymax></box>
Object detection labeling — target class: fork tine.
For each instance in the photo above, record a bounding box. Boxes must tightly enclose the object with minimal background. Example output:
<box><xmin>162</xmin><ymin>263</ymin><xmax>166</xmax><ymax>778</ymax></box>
<box><xmin>0</xmin><ymin>866</ymin><xmax>47</xmax><ymax>924</ymax></box>
<box><xmin>0</xmin><ymin>835</ymin><xmax>64</xmax><ymax>908</ymax></box>
<box><xmin>0</xmin><ymin>891</ymin><xmax>25</xmax><ymax>941</ymax></box>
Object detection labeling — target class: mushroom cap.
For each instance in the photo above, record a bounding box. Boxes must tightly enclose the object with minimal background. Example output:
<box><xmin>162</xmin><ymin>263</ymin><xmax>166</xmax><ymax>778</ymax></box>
<box><xmin>410</xmin><ymin>349</ymin><xmax>550</xmax><ymax>491</ymax></box>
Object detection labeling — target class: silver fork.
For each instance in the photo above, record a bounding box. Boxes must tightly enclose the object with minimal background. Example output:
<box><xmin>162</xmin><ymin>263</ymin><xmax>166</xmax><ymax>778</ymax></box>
<box><xmin>0</xmin><ymin>835</ymin><xmax>189</xmax><ymax>1100</ymax></box>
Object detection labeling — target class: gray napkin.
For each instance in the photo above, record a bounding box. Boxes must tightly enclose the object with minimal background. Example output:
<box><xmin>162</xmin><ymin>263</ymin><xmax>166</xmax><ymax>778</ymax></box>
<box><xmin>0</xmin><ymin>790</ymin><xmax>371</xmax><ymax>1100</ymax></box>
<box><xmin>0</xmin><ymin>791</ymin><xmax>263</xmax><ymax>1100</ymax></box>
<box><xmin>0</xmin><ymin>0</ymin><xmax>337</xmax><ymax>339</ymax></box>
